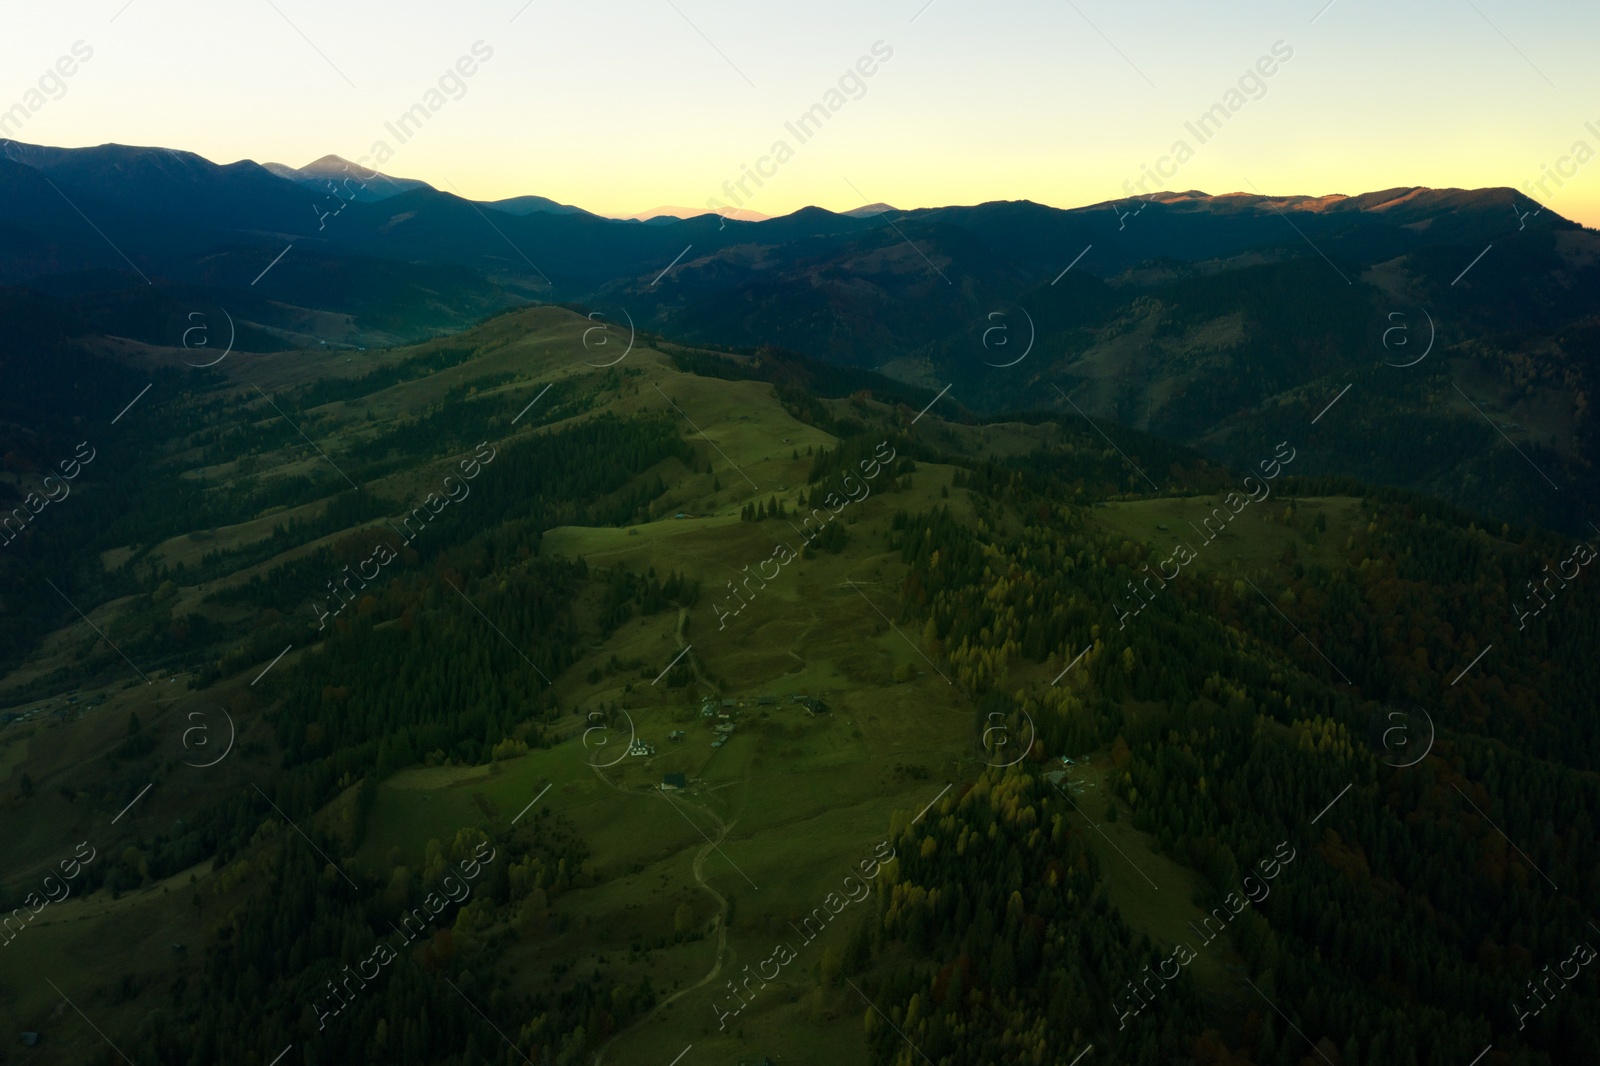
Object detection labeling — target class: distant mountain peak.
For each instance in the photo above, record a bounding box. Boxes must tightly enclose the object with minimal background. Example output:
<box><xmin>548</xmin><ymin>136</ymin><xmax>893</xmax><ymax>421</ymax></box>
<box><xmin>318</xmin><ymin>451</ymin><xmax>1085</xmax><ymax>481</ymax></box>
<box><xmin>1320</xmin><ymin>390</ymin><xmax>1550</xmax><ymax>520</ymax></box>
<box><xmin>483</xmin><ymin>194</ymin><xmax>593</xmax><ymax>218</ymax></box>
<box><xmin>612</xmin><ymin>205</ymin><xmax>770</xmax><ymax>223</ymax></box>
<box><xmin>299</xmin><ymin>154</ymin><xmax>366</xmax><ymax>174</ymax></box>
<box><xmin>261</xmin><ymin>155</ymin><xmax>431</xmax><ymax>201</ymax></box>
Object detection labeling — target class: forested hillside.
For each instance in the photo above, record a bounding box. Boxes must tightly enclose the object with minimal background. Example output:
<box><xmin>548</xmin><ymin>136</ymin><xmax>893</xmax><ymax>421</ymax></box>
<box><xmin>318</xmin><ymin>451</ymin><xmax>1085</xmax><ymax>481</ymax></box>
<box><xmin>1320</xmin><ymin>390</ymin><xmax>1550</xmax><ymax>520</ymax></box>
<box><xmin>1</xmin><ymin>306</ymin><xmax>1595</xmax><ymax>1065</ymax></box>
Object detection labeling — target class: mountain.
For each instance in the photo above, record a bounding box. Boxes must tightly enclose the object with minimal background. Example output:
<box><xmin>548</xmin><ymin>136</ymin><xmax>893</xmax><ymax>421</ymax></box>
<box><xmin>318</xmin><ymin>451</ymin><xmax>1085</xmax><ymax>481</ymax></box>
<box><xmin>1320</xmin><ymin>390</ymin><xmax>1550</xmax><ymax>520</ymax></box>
<box><xmin>611</xmin><ymin>189</ymin><xmax>1599</xmax><ymax>533</ymax></box>
<box><xmin>483</xmin><ymin>193</ymin><xmax>593</xmax><ymax>217</ymax></box>
<box><xmin>0</xmin><ymin>139</ymin><xmax>309</xmax><ymax>234</ymax></box>
<box><xmin>262</xmin><ymin>154</ymin><xmax>431</xmax><ymax>201</ymax></box>
<box><xmin>1</xmin><ymin>138</ymin><xmax>1594</xmax><ymax>535</ymax></box>
<box><xmin>613</xmin><ymin>204</ymin><xmax>771</xmax><ymax>222</ymax></box>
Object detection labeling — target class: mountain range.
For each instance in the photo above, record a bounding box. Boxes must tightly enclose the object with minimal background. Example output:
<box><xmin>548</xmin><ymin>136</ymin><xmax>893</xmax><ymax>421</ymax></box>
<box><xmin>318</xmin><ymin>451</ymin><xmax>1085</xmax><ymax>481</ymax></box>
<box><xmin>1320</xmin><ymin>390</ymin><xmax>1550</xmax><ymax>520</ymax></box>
<box><xmin>2</xmin><ymin>138</ymin><xmax>1594</xmax><ymax>534</ymax></box>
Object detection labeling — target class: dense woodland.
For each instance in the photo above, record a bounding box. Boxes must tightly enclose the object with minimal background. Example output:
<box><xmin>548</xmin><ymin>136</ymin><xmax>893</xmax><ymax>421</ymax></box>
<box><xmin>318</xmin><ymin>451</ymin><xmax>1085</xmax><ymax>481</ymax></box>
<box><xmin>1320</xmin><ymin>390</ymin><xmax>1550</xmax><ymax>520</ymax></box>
<box><xmin>858</xmin><ymin>772</ymin><xmax>1207</xmax><ymax>1066</ymax></box>
<box><xmin>848</xmin><ymin>430</ymin><xmax>1600</xmax><ymax>1064</ymax></box>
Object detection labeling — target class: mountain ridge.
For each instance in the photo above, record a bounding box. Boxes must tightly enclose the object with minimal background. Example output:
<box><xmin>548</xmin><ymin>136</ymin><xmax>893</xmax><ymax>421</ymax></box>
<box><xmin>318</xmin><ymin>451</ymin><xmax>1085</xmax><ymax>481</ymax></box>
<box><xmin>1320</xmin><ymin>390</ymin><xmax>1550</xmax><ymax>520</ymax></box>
<box><xmin>2</xmin><ymin>136</ymin><xmax>1593</xmax><ymax>535</ymax></box>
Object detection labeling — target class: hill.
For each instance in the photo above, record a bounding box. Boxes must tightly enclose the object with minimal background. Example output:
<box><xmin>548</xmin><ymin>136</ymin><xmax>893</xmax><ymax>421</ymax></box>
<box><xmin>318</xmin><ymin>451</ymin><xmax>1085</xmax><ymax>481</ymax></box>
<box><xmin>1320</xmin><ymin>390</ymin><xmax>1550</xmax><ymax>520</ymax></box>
<box><xmin>1</xmin><ymin>304</ymin><xmax>1598</xmax><ymax>1063</ymax></box>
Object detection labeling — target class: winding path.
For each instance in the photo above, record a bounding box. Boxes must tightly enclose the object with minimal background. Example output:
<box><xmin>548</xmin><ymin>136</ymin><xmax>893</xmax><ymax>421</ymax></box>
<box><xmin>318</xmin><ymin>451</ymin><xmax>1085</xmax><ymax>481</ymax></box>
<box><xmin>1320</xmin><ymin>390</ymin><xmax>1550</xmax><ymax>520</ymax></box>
<box><xmin>590</xmin><ymin>766</ymin><xmax>735</xmax><ymax>1065</ymax></box>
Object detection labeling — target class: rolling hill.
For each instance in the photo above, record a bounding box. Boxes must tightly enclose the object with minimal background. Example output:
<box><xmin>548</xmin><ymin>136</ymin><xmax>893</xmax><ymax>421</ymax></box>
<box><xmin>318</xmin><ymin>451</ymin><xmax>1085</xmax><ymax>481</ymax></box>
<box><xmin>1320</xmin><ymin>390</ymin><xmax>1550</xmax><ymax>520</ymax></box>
<box><xmin>1</xmin><ymin>301</ymin><xmax>1599</xmax><ymax>1063</ymax></box>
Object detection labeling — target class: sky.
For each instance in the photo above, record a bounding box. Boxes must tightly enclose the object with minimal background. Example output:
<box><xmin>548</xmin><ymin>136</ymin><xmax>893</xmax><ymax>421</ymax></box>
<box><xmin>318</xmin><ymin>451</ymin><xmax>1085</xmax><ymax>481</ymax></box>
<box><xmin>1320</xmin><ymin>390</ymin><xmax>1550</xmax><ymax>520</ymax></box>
<box><xmin>5</xmin><ymin>0</ymin><xmax>1598</xmax><ymax>226</ymax></box>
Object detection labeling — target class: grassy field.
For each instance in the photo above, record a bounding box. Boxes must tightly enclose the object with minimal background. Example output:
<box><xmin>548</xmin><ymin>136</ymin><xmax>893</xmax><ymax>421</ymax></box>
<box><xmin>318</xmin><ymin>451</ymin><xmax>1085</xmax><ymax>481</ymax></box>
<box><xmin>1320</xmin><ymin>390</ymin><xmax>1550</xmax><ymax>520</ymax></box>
<box><xmin>354</xmin><ymin>329</ymin><xmax>1029</xmax><ymax>1059</ymax></box>
<box><xmin>1091</xmin><ymin>493</ymin><xmax>1366</xmax><ymax>577</ymax></box>
<box><xmin>516</xmin><ymin>374</ymin><xmax>979</xmax><ymax>1060</ymax></box>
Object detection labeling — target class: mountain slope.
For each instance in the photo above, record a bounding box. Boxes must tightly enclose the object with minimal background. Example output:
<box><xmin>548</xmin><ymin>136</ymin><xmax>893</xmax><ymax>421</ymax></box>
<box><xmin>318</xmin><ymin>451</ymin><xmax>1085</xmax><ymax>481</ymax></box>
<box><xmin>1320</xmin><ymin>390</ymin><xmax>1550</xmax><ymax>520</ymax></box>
<box><xmin>2</xmin><ymin>307</ymin><xmax>1598</xmax><ymax>1064</ymax></box>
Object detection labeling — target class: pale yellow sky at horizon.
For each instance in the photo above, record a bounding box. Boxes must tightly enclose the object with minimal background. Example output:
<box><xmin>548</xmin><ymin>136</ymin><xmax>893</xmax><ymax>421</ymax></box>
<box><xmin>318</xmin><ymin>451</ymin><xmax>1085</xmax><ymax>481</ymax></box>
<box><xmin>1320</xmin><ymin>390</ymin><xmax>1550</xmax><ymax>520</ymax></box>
<box><xmin>3</xmin><ymin>0</ymin><xmax>1596</xmax><ymax>227</ymax></box>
